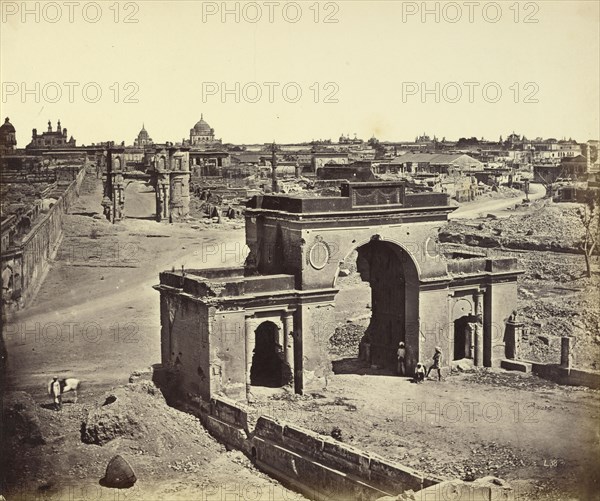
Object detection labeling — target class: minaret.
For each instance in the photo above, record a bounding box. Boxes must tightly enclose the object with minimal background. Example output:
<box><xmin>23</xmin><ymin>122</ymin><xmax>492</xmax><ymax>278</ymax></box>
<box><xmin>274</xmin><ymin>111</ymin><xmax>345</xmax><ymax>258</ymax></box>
<box><xmin>47</xmin><ymin>120</ymin><xmax>52</xmax><ymax>132</ymax></box>
<box><xmin>57</xmin><ymin>119</ymin><xmax>61</xmax><ymax>132</ymax></box>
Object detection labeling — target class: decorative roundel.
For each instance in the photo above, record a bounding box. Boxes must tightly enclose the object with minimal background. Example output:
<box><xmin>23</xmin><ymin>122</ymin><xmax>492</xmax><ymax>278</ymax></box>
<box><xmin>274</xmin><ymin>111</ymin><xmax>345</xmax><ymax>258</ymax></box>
<box><xmin>308</xmin><ymin>238</ymin><xmax>330</xmax><ymax>270</ymax></box>
<box><xmin>424</xmin><ymin>236</ymin><xmax>439</xmax><ymax>259</ymax></box>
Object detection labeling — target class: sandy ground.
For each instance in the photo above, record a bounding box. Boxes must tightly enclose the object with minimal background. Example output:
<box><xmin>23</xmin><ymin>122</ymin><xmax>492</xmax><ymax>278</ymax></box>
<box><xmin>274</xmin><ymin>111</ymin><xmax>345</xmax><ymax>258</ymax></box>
<box><xmin>2</xmin><ymin>174</ymin><xmax>598</xmax><ymax>501</ymax></box>
<box><xmin>2</xmin><ymin>173</ymin><xmax>300</xmax><ymax>500</ymax></box>
<box><xmin>4</xmin><ymin>173</ymin><xmax>248</xmax><ymax>395</ymax></box>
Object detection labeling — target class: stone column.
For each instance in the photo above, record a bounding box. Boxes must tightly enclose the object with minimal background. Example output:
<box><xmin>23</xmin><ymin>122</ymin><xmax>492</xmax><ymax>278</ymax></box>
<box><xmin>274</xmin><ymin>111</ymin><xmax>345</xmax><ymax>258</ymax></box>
<box><xmin>474</xmin><ymin>326</ymin><xmax>483</xmax><ymax>367</ymax></box>
<box><xmin>474</xmin><ymin>292</ymin><xmax>484</xmax><ymax>367</ymax></box>
<box><xmin>245</xmin><ymin>316</ymin><xmax>256</xmax><ymax>401</ymax></box>
<box><xmin>505</xmin><ymin>312</ymin><xmax>524</xmax><ymax>360</ymax></box>
<box><xmin>561</xmin><ymin>336</ymin><xmax>573</xmax><ymax>369</ymax></box>
<box><xmin>283</xmin><ymin>312</ymin><xmax>295</xmax><ymax>386</ymax></box>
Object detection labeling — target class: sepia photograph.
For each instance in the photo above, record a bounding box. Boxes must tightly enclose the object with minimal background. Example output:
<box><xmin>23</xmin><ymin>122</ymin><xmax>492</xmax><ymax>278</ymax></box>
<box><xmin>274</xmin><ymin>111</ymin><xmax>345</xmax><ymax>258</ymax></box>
<box><xmin>1</xmin><ymin>1</ymin><xmax>599</xmax><ymax>500</ymax></box>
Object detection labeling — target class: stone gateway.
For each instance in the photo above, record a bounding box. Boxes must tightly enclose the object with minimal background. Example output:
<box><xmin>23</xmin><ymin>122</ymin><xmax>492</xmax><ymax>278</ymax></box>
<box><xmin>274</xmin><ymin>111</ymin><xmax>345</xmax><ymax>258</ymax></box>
<box><xmin>154</xmin><ymin>181</ymin><xmax>522</xmax><ymax>402</ymax></box>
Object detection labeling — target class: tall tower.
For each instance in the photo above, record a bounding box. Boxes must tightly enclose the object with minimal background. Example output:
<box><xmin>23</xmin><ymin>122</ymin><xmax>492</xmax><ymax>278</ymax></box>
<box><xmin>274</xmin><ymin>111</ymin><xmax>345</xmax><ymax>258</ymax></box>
<box><xmin>270</xmin><ymin>141</ymin><xmax>279</xmax><ymax>193</ymax></box>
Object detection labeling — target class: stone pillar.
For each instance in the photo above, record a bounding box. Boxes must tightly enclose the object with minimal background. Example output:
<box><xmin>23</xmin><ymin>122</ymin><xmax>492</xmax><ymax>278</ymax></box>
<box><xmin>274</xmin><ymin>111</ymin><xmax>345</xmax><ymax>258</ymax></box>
<box><xmin>505</xmin><ymin>313</ymin><xmax>524</xmax><ymax>360</ymax></box>
<box><xmin>474</xmin><ymin>292</ymin><xmax>484</xmax><ymax>367</ymax></box>
<box><xmin>561</xmin><ymin>336</ymin><xmax>573</xmax><ymax>369</ymax></box>
<box><xmin>474</xmin><ymin>326</ymin><xmax>483</xmax><ymax>367</ymax></box>
<box><xmin>283</xmin><ymin>312</ymin><xmax>295</xmax><ymax>387</ymax></box>
<box><xmin>244</xmin><ymin>316</ymin><xmax>256</xmax><ymax>401</ymax></box>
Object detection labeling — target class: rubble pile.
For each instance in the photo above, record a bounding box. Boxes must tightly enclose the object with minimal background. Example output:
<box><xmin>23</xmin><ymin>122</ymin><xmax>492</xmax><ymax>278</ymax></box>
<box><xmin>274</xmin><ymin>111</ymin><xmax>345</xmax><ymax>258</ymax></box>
<box><xmin>328</xmin><ymin>322</ymin><xmax>367</xmax><ymax>356</ymax></box>
<box><xmin>81</xmin><ymin>381</ymin><xmax>214</xmax><ymax>455</ymax></box>
<box><xmin>441</xmin><ymin>201</ymin><xmax>587</xmax><ymax>252</ymax></box>
<box><xmin>440</xmin><ymin>201</ymin><xmax>599</xmax><ymax>371</ymax></box>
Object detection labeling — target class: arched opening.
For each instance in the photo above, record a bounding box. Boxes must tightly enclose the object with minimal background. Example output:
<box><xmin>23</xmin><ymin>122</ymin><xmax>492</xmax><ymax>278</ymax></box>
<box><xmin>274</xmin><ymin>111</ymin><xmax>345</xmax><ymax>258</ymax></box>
<box><xmin>250</xmin><ymin>321</ymin><xmax>284</xmax><ymax>387</ymax></box>
<box><xmin>454</xmin><ymin>315</ymin><xmax>477</xmax><ymax>360</ymax></box>
<box><xmin>332</xmin><ymin>237</ymin><xmax>419</xmax><ymax>376</ymax></box>
<box><xmin>123</xmin><ymin>180</ymin><xmax>156</xmax><ymax>220</ymax></box>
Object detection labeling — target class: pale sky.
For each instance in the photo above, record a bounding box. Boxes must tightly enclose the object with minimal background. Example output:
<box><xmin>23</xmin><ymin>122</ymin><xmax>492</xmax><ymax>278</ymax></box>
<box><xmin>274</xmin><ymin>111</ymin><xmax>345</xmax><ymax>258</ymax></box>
<box><xmin>1</xmin><ymin>1</ymin><xmax>599</xmax><ymax>145</ymax></box>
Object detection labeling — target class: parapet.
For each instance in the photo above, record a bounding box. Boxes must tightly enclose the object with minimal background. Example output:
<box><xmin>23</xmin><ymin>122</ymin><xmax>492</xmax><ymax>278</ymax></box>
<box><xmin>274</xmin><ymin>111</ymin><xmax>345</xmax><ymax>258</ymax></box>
<box><xmin>157</xmin><ymin>270</ymin><xmax>296</xmax><ymax>300</ymax></box>
<box><xmin>246</xmin><ymin>181</ymin><xmax>452</xmax><ymax>215</ymax></box>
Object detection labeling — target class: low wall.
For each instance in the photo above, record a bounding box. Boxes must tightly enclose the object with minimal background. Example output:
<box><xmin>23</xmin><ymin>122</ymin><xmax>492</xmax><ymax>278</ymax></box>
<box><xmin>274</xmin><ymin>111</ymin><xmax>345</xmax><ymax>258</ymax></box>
<box><xmin>532</xmin><ymin>363</ymin><xmax>600</xmax><ymax>390</ymax></box>
<box><xmin>1</xmin><ymin>165</ymin><xmax>86</xmax><ymax>309</ymax></box>
<box><xmin>192</xmin><ymin>396</ymin><xmax>442</xmax><ymax>501</ymax></box>
<box><xmin>501</xmin><ymin>359</ymin><xmax>600</xmax><ymax>390</ymax></box>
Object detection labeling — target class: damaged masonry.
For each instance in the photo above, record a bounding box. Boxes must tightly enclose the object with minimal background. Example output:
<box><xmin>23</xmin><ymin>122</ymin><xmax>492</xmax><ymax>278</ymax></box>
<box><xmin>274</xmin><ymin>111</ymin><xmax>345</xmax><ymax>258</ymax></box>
<box><xmin>155</xmin><ymin>181</ymin><xmax>523</xmax><ymax>402</ymax></box>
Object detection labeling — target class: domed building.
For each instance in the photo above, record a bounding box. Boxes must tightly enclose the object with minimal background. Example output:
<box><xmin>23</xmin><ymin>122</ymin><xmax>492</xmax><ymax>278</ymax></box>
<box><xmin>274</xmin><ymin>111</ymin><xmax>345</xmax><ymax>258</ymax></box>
<box><xmin>133</xmin><ymin>124</ymin><xmax>153</xmax><ymax>147</ymax></box>
<box><xmin>0</xmin><ymin>117</ymin><xmax>17</xmax><ymax>155</ymax></box>
<box><xmin>188</xmin><ymin>114</ymin><xmax>221</xmax><ymax>147</ymax></box>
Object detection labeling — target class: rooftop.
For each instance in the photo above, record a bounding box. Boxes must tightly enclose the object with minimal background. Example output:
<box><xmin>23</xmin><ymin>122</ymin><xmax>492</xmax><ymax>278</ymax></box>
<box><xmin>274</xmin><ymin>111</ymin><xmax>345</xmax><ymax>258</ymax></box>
<box><xmin>246</xmin><ymin>181</ymin><xmax>452</xmax><ymax>214</ymax></box>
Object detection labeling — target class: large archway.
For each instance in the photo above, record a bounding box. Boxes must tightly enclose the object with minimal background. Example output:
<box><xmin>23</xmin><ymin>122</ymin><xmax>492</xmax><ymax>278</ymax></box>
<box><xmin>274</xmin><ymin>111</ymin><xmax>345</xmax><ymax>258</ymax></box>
<box><xmin>250</xmin><ymin>321</ymin><xmax>285</xmax><ymax>387</ymax></box>
<box><xmin>332</xmin><ymin>237</ymin><xmax>420</xmax><ymax>375</ymax></box>
<box><xmin>123</xmin><ymin>179</ymin><xmax>156</xmax><ymax>220</ymax></box>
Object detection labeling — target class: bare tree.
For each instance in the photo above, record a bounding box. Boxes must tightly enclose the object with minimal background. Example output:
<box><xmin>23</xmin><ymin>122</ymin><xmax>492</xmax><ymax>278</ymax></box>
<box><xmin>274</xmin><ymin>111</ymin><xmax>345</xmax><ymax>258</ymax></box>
<box><xmin>578</xmin><ymin>196</ymin><xmax>600</xmax><ymax>278</ymax></box>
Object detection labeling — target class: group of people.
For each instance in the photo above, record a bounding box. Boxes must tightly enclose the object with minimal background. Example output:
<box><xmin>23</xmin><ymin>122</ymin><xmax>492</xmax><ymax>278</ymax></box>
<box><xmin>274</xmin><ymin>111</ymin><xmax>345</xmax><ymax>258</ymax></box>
<box><xmin>397</xmin><ymin>342</ymin><xmax>443</xmax><ymax>382</ymax></box>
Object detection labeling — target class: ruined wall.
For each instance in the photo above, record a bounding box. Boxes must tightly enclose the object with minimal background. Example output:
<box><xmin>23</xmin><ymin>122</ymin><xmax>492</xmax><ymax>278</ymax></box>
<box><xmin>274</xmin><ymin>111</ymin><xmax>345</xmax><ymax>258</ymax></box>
<box><xmin>2</xmin><ymin>166</ymin><xmax>85</xmax><ymax>309</ymax></box>
<box><xmin>418</xmin><ymin>288</ymin><xmax>451</xmax><ymax>369</ymax></box>
<box><xmin>502</xmin><ymin>360</ymin><xmax>600</xmax><ymax>390</ymax></box>
<box><xmin>296</xmin><ymin>302</ymin><xmax>336</xmax><ymax>391</ymax></box>
<box><xmin>485</xmin><ymin>280</ymin><xmax>516</xmax><ymax>367</ymax></box>
<box><xmin>160</xmin><ymin>293</ymin><xmax>211</xmax><ymax>399</ymax></box>
<box><xmin>211</xmin><ymin>309</ymin><xmax>247</xmax><ymax>399</ymax></box>
<box><xmin>195</xmin><ymin>397</ymin><xmax>442</xmax><ymax>501</ymax></box>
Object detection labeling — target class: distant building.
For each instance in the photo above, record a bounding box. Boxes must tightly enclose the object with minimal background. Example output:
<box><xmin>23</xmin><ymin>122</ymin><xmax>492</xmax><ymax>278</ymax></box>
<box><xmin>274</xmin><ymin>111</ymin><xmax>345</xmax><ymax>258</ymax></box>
<box><xmin>388</xmin><ymin>153</ymin><xmax>483</xmax><ymax>175</ymax></box>
<box><xmin>317</xmin><ymin>160</ymin><xmax>376</xmax><ymax>181</ymax></box>
<box><xmin>311</xmin><ymin>151</ymin><xmax>349</xmax><ymax>173</ymax></box>
<box><xmin>187</xmin><ymin>114</ymin><xmax>222</xmax><ymax>149</ymax></box>
<box><xmin>338</xmin><ymin>133</ymin><xmax>363</xmax><ymax>144</ymax></box>
<box><xmin>133</xmin><ymin>124</ymin><xmax>153</xmax><ymax>147</ymax></box>
<box><xmin>26</xmin><ymin>120</ymin><xmax>76</xmax><ymax>150</ymax></box>
<box><xmin>0</xmin><ymin>117</ymin><xmax>17</xmax><ymax>155</ymax></box>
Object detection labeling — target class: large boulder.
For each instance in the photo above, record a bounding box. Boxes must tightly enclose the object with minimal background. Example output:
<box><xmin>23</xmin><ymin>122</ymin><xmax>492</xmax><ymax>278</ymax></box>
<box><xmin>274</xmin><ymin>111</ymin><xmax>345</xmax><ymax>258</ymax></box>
<box><xmin>102</xmin><ymin>455</ymin><xmax>136</xmax><ymax>488</ymax></box>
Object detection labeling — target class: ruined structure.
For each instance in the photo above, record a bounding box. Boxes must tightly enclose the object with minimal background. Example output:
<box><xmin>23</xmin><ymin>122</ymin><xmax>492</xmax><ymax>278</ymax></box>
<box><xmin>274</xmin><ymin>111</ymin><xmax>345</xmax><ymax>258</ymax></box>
<box><xmin>1</xmin><ymin>166</ymin><xmax>85</xmax><ymax>310</ymax></box>
<box><xmin>101</xmin><ymin>146</ymin><xmax>190</xmax><ymax>223</ymax></box>
<box><xmin>155</xmin><ymin>181</ymin><xmax>522</xmax><ymax>401</ymax></box>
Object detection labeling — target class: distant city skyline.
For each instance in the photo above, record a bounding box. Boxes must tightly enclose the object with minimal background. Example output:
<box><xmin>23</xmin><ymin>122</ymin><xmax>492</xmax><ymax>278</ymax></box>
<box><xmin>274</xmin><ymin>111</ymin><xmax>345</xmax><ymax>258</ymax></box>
<box><xmin>2</xmin><ymin>1</ymin><xmax>599</xmax><ymax>145</ymax></box>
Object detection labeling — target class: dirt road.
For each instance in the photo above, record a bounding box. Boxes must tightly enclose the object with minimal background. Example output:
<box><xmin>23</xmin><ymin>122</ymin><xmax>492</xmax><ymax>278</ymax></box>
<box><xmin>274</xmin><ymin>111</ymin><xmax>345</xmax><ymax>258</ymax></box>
<box><xmin>450</xmin><ymin>183</ymin><xmax>546</xmax><ymax>219</ymax></box>
<box><xmin>4</xmin><ymin>172</ymin><xmax>247</xmax><ymax>395</ymax></box>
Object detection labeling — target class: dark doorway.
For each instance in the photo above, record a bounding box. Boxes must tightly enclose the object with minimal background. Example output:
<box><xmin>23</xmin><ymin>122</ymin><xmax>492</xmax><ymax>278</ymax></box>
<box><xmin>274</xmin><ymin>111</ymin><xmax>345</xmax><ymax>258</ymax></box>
<box><xmin>356</xmin><ymin>239</ymin><xmax>406</xmax><ymax>372</ymax></box>
<box><xmin>250</xmin><ymin>321</ymin><xmax>284</xmax><ymax>387</ymax></box>
<box><xmin>454</xmin><ymin>316</ymin><xmax>476</xmax><ymax>360</ymax></box>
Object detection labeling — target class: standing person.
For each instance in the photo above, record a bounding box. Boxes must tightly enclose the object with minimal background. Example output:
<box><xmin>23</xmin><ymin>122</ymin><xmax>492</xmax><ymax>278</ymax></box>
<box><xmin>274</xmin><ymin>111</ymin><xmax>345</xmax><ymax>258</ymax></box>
<box><xmin>48</xmin><ymin>376</ymin><xmax>62</xmax><ymax>411</ymax></box>
<box><xmin>397</xmin><ymin>342</ymin><xmax>406</xmax><ymax>376</ymax></box>
<box><xmin>427</xmin><ymin>347</ymin><xmax>443</xmax><ymax>381</ymax></box>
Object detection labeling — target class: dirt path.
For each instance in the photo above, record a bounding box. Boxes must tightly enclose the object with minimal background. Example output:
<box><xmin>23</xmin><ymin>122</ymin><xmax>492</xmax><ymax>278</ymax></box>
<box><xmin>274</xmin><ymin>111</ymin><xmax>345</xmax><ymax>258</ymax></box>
<box><xmin>4</xmin><ymin>171</ymin><xmax>247</xmax><ymax>396</ymax></box>
<box><xmin>450</xmin><ymin>183</ymin><xmax>546</xmax><ymax>219</ymax></box>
